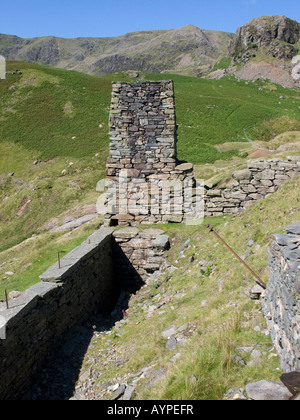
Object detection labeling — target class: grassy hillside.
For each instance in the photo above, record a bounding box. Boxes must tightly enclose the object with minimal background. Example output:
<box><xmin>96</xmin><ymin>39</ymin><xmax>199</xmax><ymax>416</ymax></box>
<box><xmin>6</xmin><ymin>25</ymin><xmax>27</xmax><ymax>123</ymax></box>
<box><xmin>1</xmin><ymin>61</ymin><xmax>300</xmax><ymax>400</ymax></box>
<box><xmin>0</xmin><ymin>61</ymin><xmax>111</xmax><ymax>159</ymax></box>
<box><xmin>0</xmin><ymin>60</ymin><xmax>300</xmax><ymax>293</ymax></box>
<box><xmin>33</xmin><ymin>175</ymin><xmax>300</xmax><ymax>400</ymax></box>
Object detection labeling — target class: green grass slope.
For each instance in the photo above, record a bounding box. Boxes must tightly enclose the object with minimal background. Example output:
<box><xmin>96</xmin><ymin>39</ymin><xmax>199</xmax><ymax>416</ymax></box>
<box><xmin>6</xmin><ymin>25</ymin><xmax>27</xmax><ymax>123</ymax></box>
<box><xmin>0</xmin><ymin>61</ymin><xmax>111</xmax><ymax>159</ymax></box>
<box><xmin>0</xmin><ymin>61</ymin><xmax>300</xmax><ymax>401</ymax></box>
<box><xmin>76</xmin><ymin>175</ymin><xmax>300</xmax><ymax>400</ymax></box>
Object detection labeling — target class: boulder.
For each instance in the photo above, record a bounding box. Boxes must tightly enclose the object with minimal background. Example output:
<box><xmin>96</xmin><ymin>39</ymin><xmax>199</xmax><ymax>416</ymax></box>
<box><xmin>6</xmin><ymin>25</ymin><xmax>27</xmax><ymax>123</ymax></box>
<box><xmin>280</xmin><ymin>372</ymin><xmax>300</xmax><ymax>397</ymax></box>
<box><xmin>245</xmin><ymin>380</ymin><xmax>293</xmax><ymax>400</ymax></box>
<box><xmin>121</xmin><ymin>385</ymin><xmax>135</xmax><ymax>400</ymax></box>
<box><xmin>285</xmin><ymin>223</ymin><xmax>300</xmax><ymax>235</ymax></box>
<box><xmin>151</xmin><ymin>235</ymin><xmax>170</xmax><ymax>250</ymax></box>
<box><xmin>250</xmin><ymin>284</ymin><xmax>265</xmax><ymax>299</ymax></box>
<box><xmin>162</xmin><ymin>325</ymin><xmax>177</xmax><ymax>339</ymax></box>
<box><xmin>111</xmin><ymin>384</ymin><xmax>126</xmax><ymax>400</ymax></box>
<box><xmin>166</xmin><ymin>337</ymin><xmax>178</xmax><ymax>350</ymax></box>
<box><xmin>233</xmin><ymin>169</ymin><xmax>252</xmax><ymax>181</ymax></box>
<box><xmin>175</xmin><ymin>163</ymin><xmax>194</xmax><ymax>172</ymax></box>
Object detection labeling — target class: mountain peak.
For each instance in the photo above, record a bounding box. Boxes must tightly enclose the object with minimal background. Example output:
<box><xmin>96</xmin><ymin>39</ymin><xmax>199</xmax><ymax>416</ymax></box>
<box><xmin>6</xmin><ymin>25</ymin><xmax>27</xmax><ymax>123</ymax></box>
<box><xmin>0</xmin><ymin>25</ymin><xmax>232</xmax><ymax>77</ymax></box>
<box><xmin>223</xmin><ymin>15</ymin><xmax>300</xmax><ymax>88</ymax></box>
<box><xmin>178</xmin><ymin>24</ymin><xmax>200</xmax><ymax>30</ymax></box>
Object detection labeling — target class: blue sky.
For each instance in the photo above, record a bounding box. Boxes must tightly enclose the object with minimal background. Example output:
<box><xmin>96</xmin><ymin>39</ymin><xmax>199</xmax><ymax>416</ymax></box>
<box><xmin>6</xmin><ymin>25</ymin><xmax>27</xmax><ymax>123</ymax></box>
<box><xmin>0</xmin><ymin>0</ymin><xmax>299</xmax><ymax>38</ymax></box>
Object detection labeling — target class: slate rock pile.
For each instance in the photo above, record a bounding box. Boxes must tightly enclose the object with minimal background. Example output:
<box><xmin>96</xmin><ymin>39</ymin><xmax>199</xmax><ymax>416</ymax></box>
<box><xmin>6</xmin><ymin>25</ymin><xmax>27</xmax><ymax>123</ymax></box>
<box><xmin>112</xmin><ymin>228</ymin><xmax>170</xmax><ymax>292</ymax></box>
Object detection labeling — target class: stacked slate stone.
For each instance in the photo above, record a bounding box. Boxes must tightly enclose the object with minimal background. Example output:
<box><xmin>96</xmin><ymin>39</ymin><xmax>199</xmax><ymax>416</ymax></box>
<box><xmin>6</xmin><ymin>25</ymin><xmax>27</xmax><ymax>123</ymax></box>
<box><xmin>113</xmin><ymin>227</ymin><xmax>170</xmax><ymax>292</ymax></box>
<box><xmin>204</xmin><ymin>157</ymin><xmax>300</xmax><ymax>217</ymax></box>
<box><xmin>262</xmin><ymin>223</ymin><xmax>300</xmax><ymax>373</ymax></box>
<box><xmin>105</xmin><ymin>81</ymin><xmax>198</xmax><ymax>226</ymax></box>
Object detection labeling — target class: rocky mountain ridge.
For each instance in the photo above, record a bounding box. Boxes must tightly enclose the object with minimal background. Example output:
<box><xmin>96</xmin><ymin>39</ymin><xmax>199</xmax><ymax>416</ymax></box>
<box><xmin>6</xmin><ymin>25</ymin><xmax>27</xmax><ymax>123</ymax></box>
<box><xmin>229</xmin><ymin>15</ymin><xmax>300</xmax><ymax>62</ymax></box>
<box><xmin>0</xmin><ymin>25</ymin><xmax>233</xmax><ymax>77</ymax></box>
<box><xmin>1</xmin><ymin>15</ymin><xmax>300</xmax><ymax>85</ymax></box>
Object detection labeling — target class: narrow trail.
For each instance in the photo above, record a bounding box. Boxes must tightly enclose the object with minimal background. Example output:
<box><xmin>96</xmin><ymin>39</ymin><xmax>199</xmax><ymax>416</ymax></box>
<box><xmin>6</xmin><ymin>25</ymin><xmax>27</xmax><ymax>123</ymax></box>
<box><xmin>243</xmin><ymin>128</ymin><xmax>261</xmax><ymax>151</ymax></box>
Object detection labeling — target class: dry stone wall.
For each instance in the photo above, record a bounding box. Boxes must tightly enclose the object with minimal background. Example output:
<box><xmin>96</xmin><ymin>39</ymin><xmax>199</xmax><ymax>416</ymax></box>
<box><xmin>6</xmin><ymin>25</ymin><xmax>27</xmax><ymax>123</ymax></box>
<box><xmin>0</xmin><ymin>228</ymin><xmax>116</xmax><ymax>399</ymax></box>
<box><xmin>205</xmin><ymin>157</ymin><xmax>300</xmax><ymax>217</ymax></box>
<box><xmin>262</xmin><ymin>223</ymin><xmax>300</xmax><ymax>373</ymax></box>
<box><xmin>113</xmin><ymin>227</ymin><xmax>170</xmax><ymax>293</ymax></box>
<box><xmin>105</xmin><ymin>82</ymin><xmax>300</xmax><ymax>225</ymax></box>
<box><xmin>0</xmin><ymin>226</ymin><xmax>170</xmax><ymax>400</ymax></box>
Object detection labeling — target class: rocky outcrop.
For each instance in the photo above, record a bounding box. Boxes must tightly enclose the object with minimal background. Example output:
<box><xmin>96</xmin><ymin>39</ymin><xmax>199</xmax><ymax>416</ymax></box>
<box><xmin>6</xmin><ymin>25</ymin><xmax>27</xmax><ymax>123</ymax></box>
<box><xmin>226</xmin><ymin>16</ymin><xmax>300</xmax><ymax>87</ymax></box>
<box><xmin>90</xmin><ymin>54</ymin><xmax>162</xmax><ymax>76</ymax></box>
<box><xmin>232</xmin><ymin>60</ymin><xmax>297</xmax><ymax>88</ymax></box>
<box><xmin>0</xmin><ymin>35</ymin><xmax>60</xmax><ymax>67</ymax></box>
<box><xmin>229</xmin><ymin>16</ymin><xmax>300</xmax><ymax>63</ymax></box>
<box><xmin>23</xmin><ymin>37</ymin><xmax>60</xmax><ymax>66</ymax></box>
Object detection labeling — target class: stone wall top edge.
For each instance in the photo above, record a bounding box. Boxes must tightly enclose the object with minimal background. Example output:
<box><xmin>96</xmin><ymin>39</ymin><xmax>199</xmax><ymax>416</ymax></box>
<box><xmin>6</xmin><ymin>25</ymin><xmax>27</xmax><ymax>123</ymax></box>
<box><xmin>85</xmin><ymin>227</ymin><xmax>114</xmax><ymax>244</ymax></box>
<box><xmin>271</xmin><ymin>226</ymin><xmax>300</xmax><ymax>272</ymax></box>
<box><xmin>0</xmin><ymin>282</ymin><xmax>58</xmax><ymax>329</ymax></box>
<box><xmin>39</xmin><ymin>227</ymin><xmax>114</xmax><ymax>282</ymax></box>
<box><xmin>247</xmin><ymin>156</ymin><xmax>300</xmax><ymax>164</ymax></box>
<box><xmin>111</xmin><ymin>80</ymin><xmax>173</xmax><ymax>85</ymax></box>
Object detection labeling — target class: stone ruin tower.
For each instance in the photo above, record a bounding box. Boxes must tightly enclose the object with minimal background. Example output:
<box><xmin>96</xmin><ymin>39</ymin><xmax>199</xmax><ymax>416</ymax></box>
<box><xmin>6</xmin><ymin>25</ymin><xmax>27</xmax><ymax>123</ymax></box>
<box><xmin>104</xmin><ymin>80</ymin><xmax>200</xmax><ymax>226</ymax></box>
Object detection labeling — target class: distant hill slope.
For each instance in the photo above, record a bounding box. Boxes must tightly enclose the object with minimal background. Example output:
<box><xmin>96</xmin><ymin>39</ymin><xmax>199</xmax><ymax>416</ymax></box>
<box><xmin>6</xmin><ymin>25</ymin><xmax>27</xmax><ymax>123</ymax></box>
<box><xmin>0</xmin><ymin>25</ymin><xmax>234</xmax><ymax>77</ymax></box>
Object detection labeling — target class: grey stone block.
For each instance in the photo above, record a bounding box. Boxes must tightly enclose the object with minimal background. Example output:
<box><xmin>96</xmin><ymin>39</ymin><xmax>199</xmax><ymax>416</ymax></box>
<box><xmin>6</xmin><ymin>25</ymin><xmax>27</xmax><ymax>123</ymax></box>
<box><xmin>151</xmin><ymin>234</ymin><xmax>170</xmax><ymax>249</ymax></box>
<box><xmin>285</xmin><ymin>223</ymin><xmax>300</xmax><ymax>235</ymax></box>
